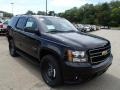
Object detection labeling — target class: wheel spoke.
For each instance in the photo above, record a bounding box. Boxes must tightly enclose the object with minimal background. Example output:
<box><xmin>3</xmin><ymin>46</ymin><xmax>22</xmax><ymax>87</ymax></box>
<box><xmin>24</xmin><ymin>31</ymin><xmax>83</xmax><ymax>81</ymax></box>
<box><xmin>45</xmin><ymin>62</ymin><xmax>56</xmax><ymax>79</ymax></box>
<box><xmin>53</xmin><ymin>69</ymin><xmax>56</xmax><ymax>78</ymax></box>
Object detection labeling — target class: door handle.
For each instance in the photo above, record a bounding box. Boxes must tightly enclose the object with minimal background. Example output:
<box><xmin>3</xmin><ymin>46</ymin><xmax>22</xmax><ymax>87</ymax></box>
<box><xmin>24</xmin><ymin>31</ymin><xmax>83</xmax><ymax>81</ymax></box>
<box><xmin>32</xmin><ymin>47</ymin><xmax>37</xmax><ymax>51</ymax></box>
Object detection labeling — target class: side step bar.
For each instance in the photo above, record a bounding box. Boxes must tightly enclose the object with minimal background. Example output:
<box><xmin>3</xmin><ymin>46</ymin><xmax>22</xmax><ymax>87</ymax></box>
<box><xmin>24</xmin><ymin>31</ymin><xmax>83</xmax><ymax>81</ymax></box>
<box><xmin>16</xmin><ymin>50</ymin><xmax>40</xmax><ymax>66</ymax></box>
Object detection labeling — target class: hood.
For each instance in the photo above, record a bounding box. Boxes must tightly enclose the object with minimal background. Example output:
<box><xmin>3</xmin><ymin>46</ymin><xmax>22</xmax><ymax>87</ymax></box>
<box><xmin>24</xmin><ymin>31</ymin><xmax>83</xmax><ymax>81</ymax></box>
<box><xmin>45</xmin><ymin>32</ymin><xmax>108</xmax><ymax>50</ymax></box>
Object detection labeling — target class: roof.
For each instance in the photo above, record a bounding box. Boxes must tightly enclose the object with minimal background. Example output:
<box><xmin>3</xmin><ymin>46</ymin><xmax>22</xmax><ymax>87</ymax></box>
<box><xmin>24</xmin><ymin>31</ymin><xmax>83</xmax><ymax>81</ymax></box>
<box><xmin>15</xmin><ymin>15</ymin><xmax>59</xmax><ymax>18</ymax></box>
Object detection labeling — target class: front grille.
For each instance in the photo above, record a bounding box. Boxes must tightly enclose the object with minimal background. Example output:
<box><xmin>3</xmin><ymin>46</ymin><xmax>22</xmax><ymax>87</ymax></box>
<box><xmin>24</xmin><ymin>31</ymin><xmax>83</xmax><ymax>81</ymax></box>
<box><xmin>89</xmin><ymin>43</ymin><xmax>111</xmax><ymax>64</ymax></box>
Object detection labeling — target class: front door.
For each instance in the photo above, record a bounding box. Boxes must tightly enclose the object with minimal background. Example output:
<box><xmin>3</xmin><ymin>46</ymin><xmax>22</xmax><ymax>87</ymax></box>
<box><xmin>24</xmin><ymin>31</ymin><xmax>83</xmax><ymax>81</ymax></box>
<box><xmin>22</xmin><ymin>17</ymin><xmax>40</xmax><ymax>58</ymax></box>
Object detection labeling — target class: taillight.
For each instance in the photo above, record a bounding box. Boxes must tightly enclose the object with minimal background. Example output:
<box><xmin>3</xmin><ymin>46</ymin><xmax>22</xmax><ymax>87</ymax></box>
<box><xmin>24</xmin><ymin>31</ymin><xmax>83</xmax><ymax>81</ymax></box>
<box><xmin>0</xmin><ymin>24</ymin><xmax>3</xmax><ymax>28</ymax></box>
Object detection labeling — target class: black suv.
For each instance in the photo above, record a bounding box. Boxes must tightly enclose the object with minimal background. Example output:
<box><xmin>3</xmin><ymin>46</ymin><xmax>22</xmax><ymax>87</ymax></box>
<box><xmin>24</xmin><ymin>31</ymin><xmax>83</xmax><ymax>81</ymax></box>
<box><xmin>7</xmin><ymin>15</ymin><xmax>113</xmax><ymax>87</ymax></box>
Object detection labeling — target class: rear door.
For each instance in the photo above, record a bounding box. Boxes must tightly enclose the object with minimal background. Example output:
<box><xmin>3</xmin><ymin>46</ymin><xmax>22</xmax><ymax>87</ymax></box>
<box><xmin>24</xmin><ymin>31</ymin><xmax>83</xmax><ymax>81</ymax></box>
<box><xmin>14</xmin><ymin>17</ymin><xmax>28</xmax><ymax>50</ymax></box>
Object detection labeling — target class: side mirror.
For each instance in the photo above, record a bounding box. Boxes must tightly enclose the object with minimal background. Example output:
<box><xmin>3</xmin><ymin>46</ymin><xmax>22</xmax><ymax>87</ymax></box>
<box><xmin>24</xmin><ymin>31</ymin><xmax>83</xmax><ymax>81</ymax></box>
<box><xmin>7</xmin><ymin>26</ymin><xmax>11</xmax><ymax>29</ymax></box>
<box><xmin>24</xmin><ymin>27</ymin><xmax>40</xmax><ymax>35</ymax></box>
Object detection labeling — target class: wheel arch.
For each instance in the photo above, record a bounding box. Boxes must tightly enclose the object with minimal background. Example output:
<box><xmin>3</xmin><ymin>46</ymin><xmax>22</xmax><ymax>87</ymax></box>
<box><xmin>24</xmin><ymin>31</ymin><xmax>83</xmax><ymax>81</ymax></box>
<box><xmin>39</xmin><ymin>48</ymin><xmax>62</xmax><ymax>63</ymax></box>
<box><xmin>7</xmin><ymin>36</ymin><xmax>13</xmax><ymax>42</ymax></box>
<box><xmin>39</xmin><ymin>47</ymin><xmax>64</xmax><ymax>72</ymax></box>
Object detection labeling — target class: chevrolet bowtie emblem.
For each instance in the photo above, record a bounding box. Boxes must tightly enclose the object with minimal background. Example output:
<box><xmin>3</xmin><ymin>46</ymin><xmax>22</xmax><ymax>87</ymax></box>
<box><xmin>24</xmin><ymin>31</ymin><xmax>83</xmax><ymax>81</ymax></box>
<box><xmin>102</xmin><ymin>50</ymin><xmax>108</xmax><ymax>56</ymax></box>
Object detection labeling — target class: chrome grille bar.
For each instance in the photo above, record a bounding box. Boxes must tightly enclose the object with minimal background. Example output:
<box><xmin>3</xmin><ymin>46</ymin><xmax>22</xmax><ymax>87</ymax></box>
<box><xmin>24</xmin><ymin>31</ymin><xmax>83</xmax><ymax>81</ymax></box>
<box><xmin>89</xmin><ymin>44</ymin><xmax>111</xmax><ymax>64</ymax></box>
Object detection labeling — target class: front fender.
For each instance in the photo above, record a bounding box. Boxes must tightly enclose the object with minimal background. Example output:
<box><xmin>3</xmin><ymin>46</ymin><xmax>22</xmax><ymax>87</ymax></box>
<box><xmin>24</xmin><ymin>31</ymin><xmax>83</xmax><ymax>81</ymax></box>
<box><xmin>39</xmin><ymin>38</ymin><xmax>66</xmax><ymax>58</ymax></box>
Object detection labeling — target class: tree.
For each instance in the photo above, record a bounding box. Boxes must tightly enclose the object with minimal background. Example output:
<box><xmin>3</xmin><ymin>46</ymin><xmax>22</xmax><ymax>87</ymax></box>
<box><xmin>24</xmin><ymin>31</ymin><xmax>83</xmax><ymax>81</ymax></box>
<box><xmin>48</xmin><ymin>11</ymin><xmax>55</xmax><ymax>16</ymax></box>
<box><xmin>110</xmin><ymin>0</ymin><xmax>120</xmax><ymax>8</ymax></box>
<box><xmin>25</xmin><ymin>10</ymin><xmax>36</xmax><ymax>15</ymax></box>
<box><xmin>60</xmin><ymin>7</ymin><xmax>79</xmax><ymax>23</ymax></box>
<box><xmin>81</xmin><ymin>4</ymin><xmax>95</xmax><ymax>24</ymax></box>
<box><xmin>58</xmin><ymin>0</ymin><xmax>120</xmax><ymax>27</ymax></box>
<box><xmin>37</xmin><ymin>11</ymin><xmax>46</xmax><ymax>15</ymax></box>
<box><xmin>94</xmin><ymin>3</ymin><xmax>111</xmax><ymax>26</ymax></box>
<box><xmin>111</xmin><ymin>8</ymin><xmax>120</xmax><ymax>26</ymax></box>
<box><xmin>0</xmin><ymin>11</ymin><xmax>13</xmax><ymax>18</ymax></box>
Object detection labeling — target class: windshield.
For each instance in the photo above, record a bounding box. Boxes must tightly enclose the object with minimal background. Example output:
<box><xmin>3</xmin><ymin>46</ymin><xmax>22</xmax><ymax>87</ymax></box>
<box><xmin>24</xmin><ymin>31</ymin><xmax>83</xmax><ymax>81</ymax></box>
<box><xmin>39</xmin><ymin>17</ymin><xmax>78</xmax><ymax>33</ymax></box>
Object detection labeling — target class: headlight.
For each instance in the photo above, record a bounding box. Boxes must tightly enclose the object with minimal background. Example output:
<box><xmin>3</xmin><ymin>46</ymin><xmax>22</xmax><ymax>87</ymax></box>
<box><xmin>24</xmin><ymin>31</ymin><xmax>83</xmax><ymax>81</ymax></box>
<box><xmin>67</xmin><ymin>50</ymin><xmax>88</xmax><ymax>63</ymax></box>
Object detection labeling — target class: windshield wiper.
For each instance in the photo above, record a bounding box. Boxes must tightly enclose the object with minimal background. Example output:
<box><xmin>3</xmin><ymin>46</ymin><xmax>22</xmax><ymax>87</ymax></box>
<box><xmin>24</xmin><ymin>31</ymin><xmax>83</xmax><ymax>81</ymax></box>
<box><xmin>46</xmin><ymin>30</ymin><xmax>76</xmax><ymax>33</ymax></box>
<box><xmin>46</xmin><ymin>30</ymin><xmax>64</xmax><ymax>33</ymax></box>
<box><xmin>66</xmin><ymin>30</ymin><xmax>76</xmax><ymax>32</ymax></box>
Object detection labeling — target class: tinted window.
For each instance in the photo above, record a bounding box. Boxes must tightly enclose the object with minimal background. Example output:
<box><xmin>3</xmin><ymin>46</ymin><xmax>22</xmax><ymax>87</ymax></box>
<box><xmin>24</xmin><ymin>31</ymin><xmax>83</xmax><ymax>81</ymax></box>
<box><xmin>16</xmin><ymin>17</ymin><xmax>27</xmax><ymax>30</ymax></box>
<box><xmin>25</xmin><ymin>18</ymin><xmax>37</xmax><ymax>30</ymax></box>
<box><xmin>4</xmin><ymin>20</ymin><xmax>9</xmax><ymax>24</ymax></box>
<box><xmin>8</xmin><ymin>17</ymin><xmax>19</xmax><ymax>27</ymax></box>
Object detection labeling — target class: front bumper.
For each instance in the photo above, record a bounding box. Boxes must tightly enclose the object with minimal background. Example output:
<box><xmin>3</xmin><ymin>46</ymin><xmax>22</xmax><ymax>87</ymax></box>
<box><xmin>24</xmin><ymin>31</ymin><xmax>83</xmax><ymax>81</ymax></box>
<box><xmin>62</xmin><ymin>54</ymin><xmax>113</xmax><ymax>83</ymax></box>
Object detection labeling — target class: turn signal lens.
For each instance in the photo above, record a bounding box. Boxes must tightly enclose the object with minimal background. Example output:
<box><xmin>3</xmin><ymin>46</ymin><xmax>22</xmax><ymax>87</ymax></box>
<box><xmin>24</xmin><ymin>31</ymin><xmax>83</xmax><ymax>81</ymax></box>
<box><xmin>67</xmin><ymin>50</ymin><xmax>74</xmax><ymax>62</ymax></box>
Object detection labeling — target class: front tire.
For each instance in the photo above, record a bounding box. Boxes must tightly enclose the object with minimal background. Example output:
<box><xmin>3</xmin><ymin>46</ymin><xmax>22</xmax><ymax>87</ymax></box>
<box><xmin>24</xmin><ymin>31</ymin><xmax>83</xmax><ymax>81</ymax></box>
<box><xmin>40</xmin><ymin>55</ymin><xmax>62</xmax><ymax>87</ymax></box>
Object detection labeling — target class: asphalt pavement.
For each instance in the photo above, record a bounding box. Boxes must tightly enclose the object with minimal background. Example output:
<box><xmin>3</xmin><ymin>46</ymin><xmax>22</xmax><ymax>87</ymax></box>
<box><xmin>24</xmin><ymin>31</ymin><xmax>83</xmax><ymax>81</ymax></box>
<box><xmin>0</xmin><ymin>29</ymin><xmax>120</xmax><ymax>90</ymax></box>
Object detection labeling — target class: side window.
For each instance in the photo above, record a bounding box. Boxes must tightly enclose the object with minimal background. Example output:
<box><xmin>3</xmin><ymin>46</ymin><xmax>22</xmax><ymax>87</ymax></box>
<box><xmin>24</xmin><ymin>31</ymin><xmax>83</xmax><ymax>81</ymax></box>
<box><xmin>16</xmin><ymin>17</ymin><xmax>27</xmax><ymax>30</ymax></box>
<box><xmin>9</xmin><ymin>17</ymin><xmax>19</xmax><ymax>27</ymax></box>
<box><xmin>25</xmin><ymin>18</ymin><xmax>37</xmax><ymax>30</ymax></box>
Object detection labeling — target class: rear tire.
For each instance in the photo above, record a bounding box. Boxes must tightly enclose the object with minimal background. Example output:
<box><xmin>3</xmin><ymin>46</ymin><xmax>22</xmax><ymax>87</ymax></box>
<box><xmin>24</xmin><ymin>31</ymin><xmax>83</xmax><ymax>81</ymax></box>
<box><xmin>9</xmin><ymin>39</ymin><xmax>18</xmax><ymax>57</ymax></box>
<box><xmin>40</xmin><ymin>55</ymin><xmax>62</xmax><ymax>87</ymax></box>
